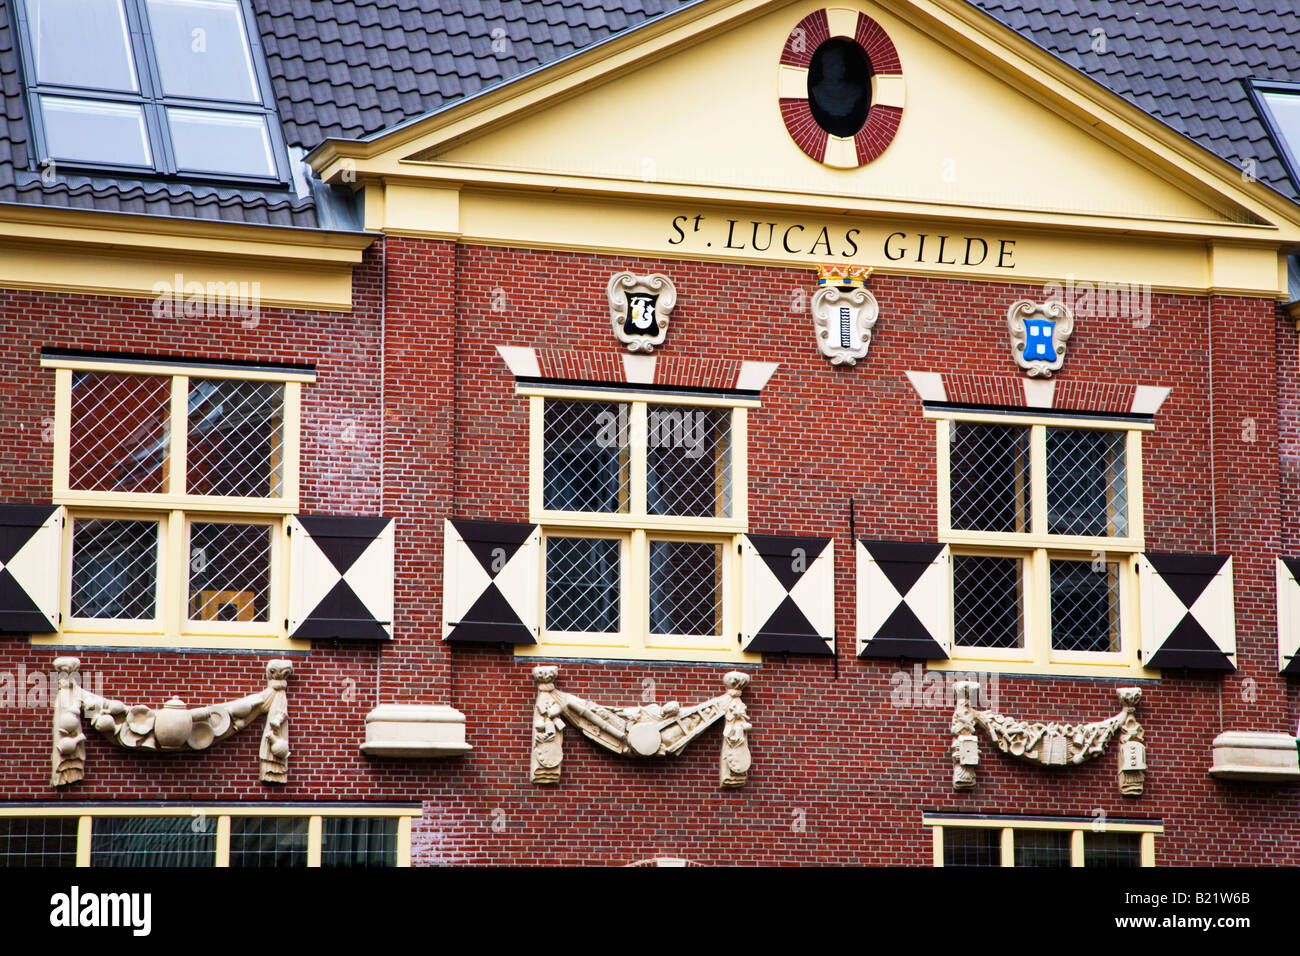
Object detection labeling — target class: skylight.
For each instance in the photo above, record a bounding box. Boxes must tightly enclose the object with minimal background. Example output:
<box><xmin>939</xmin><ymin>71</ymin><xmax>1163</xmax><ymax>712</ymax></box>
<box><xmin>1253</xmin><ymin>80</ymin><xmax>1300</xmax><ymax>192</ymax></box>
<box><xmin>13</xmin><ymin>0</ymin><xmax>286</xmax><ymax>182</ymax></box>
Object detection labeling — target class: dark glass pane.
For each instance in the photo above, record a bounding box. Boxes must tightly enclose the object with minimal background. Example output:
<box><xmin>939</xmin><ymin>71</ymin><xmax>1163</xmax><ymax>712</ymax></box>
<box><xmin>186</xmin><ymin>378</ymin><xmax>283</xmax><ymax>496</ymax></box>
<box><xmin>1013</xmin><ymin>829</ymin><xmax>1071</xmax><ymax>867</ymax></box>
<box><xmin>545</xmin><ymin>537</ymin><xmax>620</xmax><ymax>633</ymax></box>
<box><xmin>30</xmin><ymin>0</ymin><xmax>137</xmax><ymax>91</ymax></box>
<box><xmin>168</xmin><ymin>108</ymin><xmax>274</xmax><ymax>177</ymax></box>
<box><xmin>1050</xmin><ymin>559</ymin><xmax>1120</xmax><ymax>653</ymax></box>
<box><xmin>187</xmin><ymin>522</ymin><xmax>272</xmax><ymax>622</ymax></box>
<box><xmin>807</xmin><ymin>37</ymin><xmax>871</xmax><ymax>137</ymax></box>
<box><xmin>943</xmin><ymin>827</ymin><xmax>1001</xmax><ymax>867</ymax></box>
<box><xmin>646</xmin><ymin>405</ymin><xmax>731</xmax><ymax>518</ymax></box>
<box><xmin>41</xmin><ymin>96</ymin><xmax>150</xmax><ymax>166</ymax></box>
<box><xmin>952</xmin><ymin>554</ymin><xmax>1023</xmax><ymax>648</ymax></box>
<box><xmin>949</xmin><ymin>422</ymin><xmax>1031</xmax><ymax>533</ymax></box>
<box><xmin>648</xmin><ymin>540</ymin><xmax>722</xmax><ymax>637</ymax></box>
<box><xmin>1046</xmin><ymin>428</ymin><xmax>1127</xmax><ymax>537</ymax></box>
<box><xmin>90</xmin><ymin>816</ymin><xmax>215</xmax><ymax>867</ymax></box>
<box><xmin>0</xmin><ymin>817</ymin><xmax>78</xmax><ymax>867</ymax></box>
<box><xmin>320</xmin><ymin>817</ymin><xmax>397</xmax><ymax>868</ymax></box>
<box><xmin>1084</xmin><ymin>831</ymin><xmax>1141</xmax><ymax>867</ymax></box>
<box><xmin>543</xmin><ymin>400</ymin><xmax>630</xmax><ymax>513</ymax></box>
<box><xmin>68</xmin><ymin>371</ymin><xmax>170</xmax><ymax>493</ymax></box>
<box><xmin>70</xmin><ymin>518</ymin><xmax>159</xmax><ymax>620</ymax></box>
<box><xmin>146</xmin><ymin>0</ymin><xmax>258</xmax><ymax>101</ymax></box>
<box><xmin>228</xmin><ymin>817</ymin><xmax>308</xmax><ymax>868</ymax></box>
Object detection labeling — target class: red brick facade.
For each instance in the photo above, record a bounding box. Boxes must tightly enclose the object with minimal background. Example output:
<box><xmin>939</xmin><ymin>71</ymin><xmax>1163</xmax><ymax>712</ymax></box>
<box><xmin>2</xmin><ymin>237</ymin><xmax>1299</xmax><ymax>865</ymax></box>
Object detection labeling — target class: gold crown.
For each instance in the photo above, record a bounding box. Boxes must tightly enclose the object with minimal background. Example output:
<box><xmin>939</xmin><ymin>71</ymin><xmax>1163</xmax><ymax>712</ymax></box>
<box><xmin>816</xmin><ymin>264</ymin><xmax>873</xmax><ymax>288</ymax></box>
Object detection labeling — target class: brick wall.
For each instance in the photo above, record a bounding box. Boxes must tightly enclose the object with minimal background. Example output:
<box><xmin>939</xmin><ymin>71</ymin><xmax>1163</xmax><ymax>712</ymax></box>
<box><xmin>0</xmin><ymin>239</ymin><xmax>1297</xmax><ymax>865</ymax></box>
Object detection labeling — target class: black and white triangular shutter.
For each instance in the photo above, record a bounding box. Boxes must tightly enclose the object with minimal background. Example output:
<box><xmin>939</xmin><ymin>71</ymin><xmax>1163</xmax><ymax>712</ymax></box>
<box><xmin>1138</xmin><ymin>553</ymin><xmax>1235</xmax><ymax>671</ymax></box>
<box><xmin>288</xmin><ymin>515</ymin><xmax>394</xmax><ymax>640</ymax></box>
<box><xmin>857</xmin><ymin>540</ymin><xmax>951</xmax><ymax>659</ymax></box>
<box><xmin>0</xmin><ymin>504</ymin><xmax>62</xmax><ymax>633</ymax></box>
<box><xmin>740</xmin><ymin>534</ymin><xmax>834</xmax><ymax>654</ymax></box>
<box><xmin>443</xmin><ymin>519</ymin><xmax>539</xmax><ymax>644</ymax></box>
<box><xmin>1276</xmin><ymin>558</ymin><xmax>1300</xmax><ymax>676</ymax></box>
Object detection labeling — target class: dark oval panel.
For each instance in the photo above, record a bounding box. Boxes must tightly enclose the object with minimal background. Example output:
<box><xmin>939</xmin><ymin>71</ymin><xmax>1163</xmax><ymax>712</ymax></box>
<box><xmin>807</xmin><ymin>37</ymin><xmax>872</xmax><ymax>138</ymax></box>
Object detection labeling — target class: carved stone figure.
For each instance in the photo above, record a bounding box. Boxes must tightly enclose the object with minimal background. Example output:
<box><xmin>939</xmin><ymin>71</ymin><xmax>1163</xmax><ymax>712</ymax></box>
<box><xmin>811</xmin><ymin>265</ymin><xmax>878</xmax><ymax>366</ymax></box>
<box><xmin>951</xmin><ymin>681</ymin><xmax>1145</xmax><ymax>796</ymax></box>
<box><xmin>1007</xmin><ymin>298</ymin><xmax>1075</xmax><ymax>377</ymax></box>
<box><xmin>529</xmin><ymin>666</ymin><xmax>753</xmax><ymax>787</ymax></box>
<box><xmin>607</xmin><ymin>271</ymin><xmax>677</xmax><ymax>352</ymax></box>
<box><xmin>51</xmin><ymin>657</ymin><xmax>293</xmax><ymax>787</ymax></box>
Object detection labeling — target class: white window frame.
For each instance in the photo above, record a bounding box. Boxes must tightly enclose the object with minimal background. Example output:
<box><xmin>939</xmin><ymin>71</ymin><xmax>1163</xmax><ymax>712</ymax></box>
<box><xmin>928</xmin><ymin>409</ymin><xmax>1153</xmax><ymax>679</ymax></box>
<box><xmin>38</xmin><ymin>353</ymin><xmax>312</xmax><ymax>650</ymax></box>
<box><xmin>518</xmin><ymin>386</ymin><xmax>755</xmax><ymax>663</ymax></box>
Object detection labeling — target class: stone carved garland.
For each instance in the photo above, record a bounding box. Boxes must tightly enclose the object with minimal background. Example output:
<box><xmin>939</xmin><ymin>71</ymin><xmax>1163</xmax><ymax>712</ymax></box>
<box><xmin>52</xmin><ymin>656</ymin><xmax>292</xmax><ymax>787</ymax></box>
<box><xmin>951</xmin><ymin>681</ymin><xmax>1146</xmax><ymax>796</ymax></box>
<box><xmin>531</xmin><ymin>666</ymin><xmax>752</xmax><ymax>788</ymax></box>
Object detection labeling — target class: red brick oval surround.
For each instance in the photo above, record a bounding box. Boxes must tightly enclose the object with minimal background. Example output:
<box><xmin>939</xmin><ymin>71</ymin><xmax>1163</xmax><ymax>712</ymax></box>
<box><xmin>779</xmin><ymin>8</ymin><xmax>904</xmax><ymax>167</ymax></box>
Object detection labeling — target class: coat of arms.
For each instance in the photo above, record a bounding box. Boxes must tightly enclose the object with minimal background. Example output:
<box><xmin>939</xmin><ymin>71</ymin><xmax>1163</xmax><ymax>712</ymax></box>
<box><xmin>608</xmin><ymin>272</ymin><xmax>676</xmax><ymax>353</ymax></box>
<box><xmin>1007</xmin><ymin>299</ymin><xmax>1075</xmax><ymax>377</ymax></box>
<box><xmin>811</xmin><ymin>264</ymin><xmax>878</xmax><ymax>366</ymax></box>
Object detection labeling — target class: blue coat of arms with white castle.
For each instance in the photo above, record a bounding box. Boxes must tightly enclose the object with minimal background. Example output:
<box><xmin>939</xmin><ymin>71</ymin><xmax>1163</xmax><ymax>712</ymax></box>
<box><xmin>1007</xmin><ymin>299</ymin><xmax>1075</xmax><ymax>378</ymax></box>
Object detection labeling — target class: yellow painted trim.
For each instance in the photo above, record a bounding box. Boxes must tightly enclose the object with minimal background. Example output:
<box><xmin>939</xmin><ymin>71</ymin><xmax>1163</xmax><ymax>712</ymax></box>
<box><xmin>52</xmin><ymin>369</ymin><xmax>71</xmax><ymax>498</ymax></box>
<box><xmin>76</xmin><ymin>816</ymin><xmax>91</xmax><ymax>867</ymax></box>
<box><xmin>0</xmin><ymin>805</ymin><xmax>421</xmax><ymax>818</ymax></box>
<box><xmin>397</xmin><ymin>816</ymin><xmax>413</xmax><ymax>868</ymax></box>
<box><xmin>40</xmin><ymin>355</ymin><xmax>317</xmax><ymax>383</ymax></box>
<box><xmin>924</xmin><ymin>408</ymin><xmax>1155</xmax><ymax>431</ymax></box>
<box><xmin>924</xmin><ymin>816</ymin><xmax>1163</xmax><ymax>834</ymax></box>
<box><xmin>516</xmin><ymin>384</ymin><xmax>760</xmax><ymax>409</ymax></box>
<box><xmin>931</xmin><ymin>825</ymin><xmax>943</xmax><ymax>867</ymax></box>
<box><xmin>0</xmin><ymin>203</ymin><xmax>372</xmax><ymax>312</ymax></box>
<box><xmin>1141</xmin><ymin>831</ymin><xmax>1156</xmax><ymax>867</ymax></box>
<box><xmin>215</xmin><ymin>815</ymin><xmax>231</xmax><ymax>867</ymax></box>
<box><xmin>307</xmin><ymin>816</ymin><xmax>323</xmax><ymax>867</ymax></box>
<box><xmin>1000</xmin><ymin>827</ymin><xmax>1014</xmax><ymax>867</ymax></box>
<box><xmin>1070</xmin><ymin>828</ymin><xmax>1085</xmax><ymax>867</ymax></box>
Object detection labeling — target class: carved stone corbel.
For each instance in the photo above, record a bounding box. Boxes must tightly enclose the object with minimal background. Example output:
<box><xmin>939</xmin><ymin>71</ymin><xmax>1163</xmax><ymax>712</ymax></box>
<box><xmin>51</xmin><ymin>657</ymin><xmax>293</xmax><ymax>787</ymax></box>
<box><xmin>951</xmin><ymin>681</ymin><xmax>1145</xmax><ymax>796</ymax></box>
<box><xmin>529</xmin><ymin>666</ymin><xmax>753</xmax><ymax>787</ymax></box>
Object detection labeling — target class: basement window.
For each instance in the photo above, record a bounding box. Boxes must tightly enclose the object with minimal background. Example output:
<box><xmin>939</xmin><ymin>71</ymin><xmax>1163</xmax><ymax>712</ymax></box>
<box><xmin>12</xmin><ymin>0</ymin><xmax>288</xmax><ymax>182</ymax></box>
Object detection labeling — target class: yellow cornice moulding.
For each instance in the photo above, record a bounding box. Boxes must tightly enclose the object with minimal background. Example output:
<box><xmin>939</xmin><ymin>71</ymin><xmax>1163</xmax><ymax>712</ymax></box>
<box><xmin>0</xmin><ymin>203</ymin><xmax>377</xmax><ymax>311</ymax></box>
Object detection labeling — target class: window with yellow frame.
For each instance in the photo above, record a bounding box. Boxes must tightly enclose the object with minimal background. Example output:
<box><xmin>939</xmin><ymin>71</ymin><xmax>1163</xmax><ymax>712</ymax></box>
<box><xmin>0</xmin><ymin>804</ymin><xmax>417</xmax><ymax>867</ymax></box>
<box><xmin>925</xmin><ymin>814</ymin><xmax>1160</xmax><ymax>867</ymax></box>
<box><xmin>515</xmin><ymin>387</ymin><xmax>754</xmax><ymax>663</ymax></box>
<box><xmin>930</xmin><ymin>410</ymin><xmax>1151</xmax><ymax>677</ymax></box>
<box><xmin>38</xmin><ymin>352</ymin><xmax>311</xmax><ymax>650</ymax></box>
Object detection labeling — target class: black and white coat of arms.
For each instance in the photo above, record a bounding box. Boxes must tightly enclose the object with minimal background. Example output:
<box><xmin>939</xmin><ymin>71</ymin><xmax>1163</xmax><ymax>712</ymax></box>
<box><xmin>607</xmin><ymin>271</ymin><xmax>676</xmax><ymax>353</ymax></box>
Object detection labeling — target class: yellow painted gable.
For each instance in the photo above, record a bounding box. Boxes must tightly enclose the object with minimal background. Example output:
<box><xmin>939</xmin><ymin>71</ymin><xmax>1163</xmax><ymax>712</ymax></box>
<box><xmin>424</xmin><ymin>0</ymin><xmax>1246</xmax><ymax>225</ymax></box>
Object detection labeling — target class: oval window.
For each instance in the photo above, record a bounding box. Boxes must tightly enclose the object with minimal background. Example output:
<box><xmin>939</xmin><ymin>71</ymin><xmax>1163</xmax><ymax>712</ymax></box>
<box><xmin>807</xmin><ymin>38</ymin><xmax>872</xmax><ymax>137</ymax></box>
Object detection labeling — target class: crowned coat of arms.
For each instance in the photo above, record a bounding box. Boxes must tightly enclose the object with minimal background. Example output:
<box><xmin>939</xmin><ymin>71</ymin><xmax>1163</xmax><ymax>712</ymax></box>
<box><xmin>810</xmin><ymin>265</ymin><xmax>878</xmax><ymax>366</ymax></box>
<box><xmin>1007</xmin><ymin>299</ymin><xmax>1075</xmax><ymax>377</ymax></box>
<box><xmin>608</xmin><ymin>272</ymin><xmax>677</xmax><ymax>353</ymax></box>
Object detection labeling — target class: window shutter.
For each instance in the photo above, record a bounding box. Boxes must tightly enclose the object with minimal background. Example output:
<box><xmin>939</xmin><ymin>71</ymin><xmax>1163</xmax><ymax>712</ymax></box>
<box><xmin>443</xmin><ymin>519</ymin><xmax>540</xmax><ymax>644</ymax></box>
<box><xmin>0</xmin><ymin>504</ymin><xmax>62</xmax><ymax>633</ymax></box>
<box><xmin>288</xmin><ymin>515</ymin><xmax>394</xmax><ymax>641</ymax></box>
<box><xmin>1138</xmin><ymin>553</ymin><xmax>1235</xmax><ymax>671</ymax></box>
<box><xmin>740</xmin><ymin>534</ymin><xmax>834</xmax><ymax>654</ymax></box>
<box><xmin>857</xmin><ymin>540</ymin><xmax>951</xmax><ymax>659</ymax></box>
<box><xmin>1277</xmin><ymin>558</ymin><xmax>1300</xmax><ymax>676</ymax></box>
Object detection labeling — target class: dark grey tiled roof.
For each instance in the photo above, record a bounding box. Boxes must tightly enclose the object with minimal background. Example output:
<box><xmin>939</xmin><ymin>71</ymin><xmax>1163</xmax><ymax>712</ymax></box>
<box><xmin>974</xmin><ymin>0</ymin><xmax>1300</xmax><ymax>201</ymax></box>
<box><xmin>1</xmin><ymin>0</ymin><xmax>1299</xmax><ymax>230</ymax></box>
